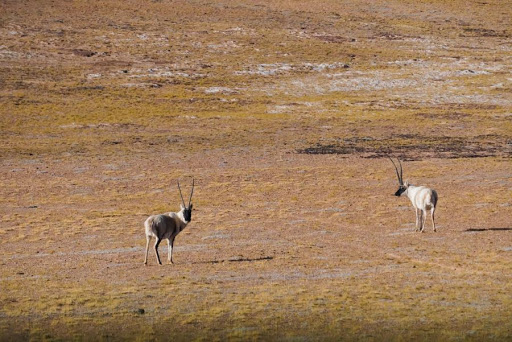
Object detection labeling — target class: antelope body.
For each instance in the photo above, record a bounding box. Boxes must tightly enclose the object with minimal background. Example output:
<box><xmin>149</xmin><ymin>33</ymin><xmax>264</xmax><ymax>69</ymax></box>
<box><xmin>144</xmin><ymin>180</ymin><xmax>194</xmax><ymax>265</ymax></box>
<box><xmin>389</xmin><ymin>158</ymin><xmax>438</xmax><ymax>232</ymax></box>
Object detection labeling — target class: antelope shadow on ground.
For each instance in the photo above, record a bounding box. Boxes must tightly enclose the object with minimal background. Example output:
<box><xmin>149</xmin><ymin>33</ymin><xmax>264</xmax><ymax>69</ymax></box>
<box><xmin>465</xmin><ymin>228</ymin><xmax>512</xmax><ymax>232</ymax></box>
<box><xmin>191</xmin><ymin>256</ymin><xmax>274</xmax><ymax>265</ymax></box>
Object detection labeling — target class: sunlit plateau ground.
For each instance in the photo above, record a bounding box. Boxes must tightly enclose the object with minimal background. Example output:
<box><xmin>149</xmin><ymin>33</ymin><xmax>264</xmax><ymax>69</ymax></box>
<box><xmin>1</xmin><ymin>0</ymin><xmax>511</xmax><ymax>340</ymax></box>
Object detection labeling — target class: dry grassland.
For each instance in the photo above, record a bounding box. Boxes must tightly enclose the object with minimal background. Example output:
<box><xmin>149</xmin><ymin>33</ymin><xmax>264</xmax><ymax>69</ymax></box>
<box><xmin>1</xmin><ymin>0</ymin><xmax>511</xmax><ymax>340</ymax></box>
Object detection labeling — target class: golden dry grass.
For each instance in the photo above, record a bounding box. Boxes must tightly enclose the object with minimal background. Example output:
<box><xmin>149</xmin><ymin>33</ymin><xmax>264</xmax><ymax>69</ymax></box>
<box><xmin>1</xmin><ymin>0</ymin><xmax>511</xmax><ymax>340</ymax></box>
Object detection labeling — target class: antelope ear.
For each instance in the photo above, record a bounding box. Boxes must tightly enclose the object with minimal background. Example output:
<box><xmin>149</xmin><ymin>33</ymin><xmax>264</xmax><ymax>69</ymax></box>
<box><xmin>404</xmin><ymin>180</ymin><xmax>410</xmax><ymax>187</ymax></box>
<box><xmin>180</xmin><ymin>204</ymin><xmax>185</xmax><ymax>210</ymax></box>
<box><xmin>189</xmin><ymin>204</ymin><xmax>193</xmax><ymax>210</ymax></box>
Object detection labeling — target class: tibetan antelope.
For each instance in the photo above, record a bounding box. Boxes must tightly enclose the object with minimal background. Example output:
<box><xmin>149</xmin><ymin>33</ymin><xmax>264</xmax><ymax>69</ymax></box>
<box><xmin>389</xmin><ymin>158</ymin><xmax>438</xmax><ymax>232</ymax></box>
<box><xmin>144</xmin><ymin>179</ymin><xmax>195</xmax><ymax>265</ymax></box>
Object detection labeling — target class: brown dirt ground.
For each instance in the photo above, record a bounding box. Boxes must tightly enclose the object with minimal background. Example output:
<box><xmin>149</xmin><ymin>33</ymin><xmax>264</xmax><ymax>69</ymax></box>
<box><xmin>1</xmin><ymin>0</ymin><xmax>511</xmax><ymax>340</ymax></box>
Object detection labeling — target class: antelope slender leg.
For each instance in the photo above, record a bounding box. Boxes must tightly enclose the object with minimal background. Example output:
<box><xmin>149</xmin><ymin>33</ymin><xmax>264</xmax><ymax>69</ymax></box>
<box><xmin>431</xmin><ymin>207</ymin><xmax>436</xmax><ymax>232</ymax></box>
<box><xmin>167</xmin><ymin>238</ymin><xmax>174</xmax><ymax>264</ymax></box>
<box><xmin>421</xmin><ymin>210</ymin><xmax>427</xmax><ymax>232</ymax></box>
<box><xmin>144</xmin><ymin>236</ymin><xmax>150</xmax><ymax>265</ymax></box>
<box><xmin>167</xmin><ymin>238</ymin><xmax>171</xmax><ymax>263</ymax></box>
<box><xmin>169</xmin><ymin>238</ymin><xmax>175</xmax><ymax>264</ymax></box>
<box><xmin>415</xmin><ymin>209</ymin><xmax>420</xmax><ymax>231</ymax></box>
<box><xmin>154</xmin><ymin>238</ymin><xmax>162</xmax><ymax>265</ymax></box>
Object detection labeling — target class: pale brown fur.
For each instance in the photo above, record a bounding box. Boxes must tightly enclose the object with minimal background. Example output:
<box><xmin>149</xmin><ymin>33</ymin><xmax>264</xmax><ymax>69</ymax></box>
<box><xmin>144</xmin><ymin>206</ymin><xmax>191</xmax><ymax>265</ymax></box>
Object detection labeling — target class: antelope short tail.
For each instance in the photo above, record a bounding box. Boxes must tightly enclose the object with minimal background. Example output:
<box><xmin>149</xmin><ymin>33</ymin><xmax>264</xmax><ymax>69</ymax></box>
<box><xmin>430</xmin><ymin>190</ymin><xmax>438</xmax><ymax>208</ymax></box>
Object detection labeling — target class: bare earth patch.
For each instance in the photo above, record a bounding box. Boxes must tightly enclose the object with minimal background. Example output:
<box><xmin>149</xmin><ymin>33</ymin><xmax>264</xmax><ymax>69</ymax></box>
<box><xmin>1</xmin><ymin>0</ymin><xmax>511</xmax><ymax>340</ymax></box>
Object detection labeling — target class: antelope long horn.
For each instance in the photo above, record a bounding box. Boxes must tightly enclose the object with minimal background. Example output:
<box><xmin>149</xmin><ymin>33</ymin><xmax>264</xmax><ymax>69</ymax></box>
<box><xmin>177</xmin><ymin>180</ymin><xmax>186</xmax><ymax>207</ymax></box>
<box><xmin>389</xmin><ymin>157</ymin><xmax>403</xmax><ymax>185</ymax></box>
<box><xmin>188</xmin><ymin>178</ymin><xmax>194</xmax><ymax>206</ymax></box>
<box><xmin>398</xmin><ymin>159</ymin><xmax>403</xmax><ymax>184</ymax></box>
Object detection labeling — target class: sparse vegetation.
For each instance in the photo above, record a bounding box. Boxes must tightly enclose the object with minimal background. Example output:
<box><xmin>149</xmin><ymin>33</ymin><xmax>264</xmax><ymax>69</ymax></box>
<box><xmin>1</xmin><ymin>0</ymin><xmax>511</xmax><ymax>340</ymax></box>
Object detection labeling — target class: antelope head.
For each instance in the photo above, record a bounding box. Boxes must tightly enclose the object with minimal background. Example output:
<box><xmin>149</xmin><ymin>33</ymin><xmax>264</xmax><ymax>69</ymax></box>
<box><xmin>389</xmin><ymin>157</ymin><xmax>408</xmax><ymax>196</ymax></box>
<box><xmin>177</xmin><ymin>179</ymin><xmax>194</xmax><ymax>222</ymax></box>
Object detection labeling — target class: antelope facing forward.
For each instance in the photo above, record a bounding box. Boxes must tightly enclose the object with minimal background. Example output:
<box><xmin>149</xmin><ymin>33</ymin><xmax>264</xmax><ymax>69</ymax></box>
<box><xmin>389</xmin><ymin>158</ymin><xmax>438</xmax><ymax>232</ymax></box>
<box><xmin>144</xmin><ymin>179</ymin><xmax>194</xmax><ymax>265</ymax></box>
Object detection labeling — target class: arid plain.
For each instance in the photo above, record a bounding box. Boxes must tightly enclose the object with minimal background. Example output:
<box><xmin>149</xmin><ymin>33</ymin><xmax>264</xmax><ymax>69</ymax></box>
<box><xmin>1</xmin><ymin>0</ymin><xmax>511</xmax><ymax>340</ymax></box>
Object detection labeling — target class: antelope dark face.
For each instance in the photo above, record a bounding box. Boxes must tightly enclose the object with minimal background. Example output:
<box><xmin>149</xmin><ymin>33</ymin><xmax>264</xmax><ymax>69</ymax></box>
<box><xmin>395</xmin><ymin>185</ymin><xmax>406</xmax><ymax>197</ymax></box>
<box><xmin>183</xmin><ymin>204</ymin><xmax>193</xmax><ymax>222</ymax></box>
<box><xmin>178</xmin><ymin>179</ymin><xmax>195</xmax><ymax>223</ymax></box>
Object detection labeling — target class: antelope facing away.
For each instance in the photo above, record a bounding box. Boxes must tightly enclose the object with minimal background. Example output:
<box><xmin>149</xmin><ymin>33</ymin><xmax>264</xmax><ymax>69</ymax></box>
<box><xmin>144</xmin><ymin>179</ymin><xmax>194</xmax><ymax>265</ymax></box>
<box><xmin>389</xmin><ymin>158</ymin><xmax>438</xmax><ymax>232</ymax></box>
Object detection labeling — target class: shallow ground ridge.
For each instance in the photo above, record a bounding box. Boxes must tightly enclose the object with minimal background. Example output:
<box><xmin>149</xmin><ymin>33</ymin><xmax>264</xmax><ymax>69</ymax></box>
<box><xmin>1</xmin><ymin>0</ymin><xmax>511</xmax><ymax>340</ymax></box>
